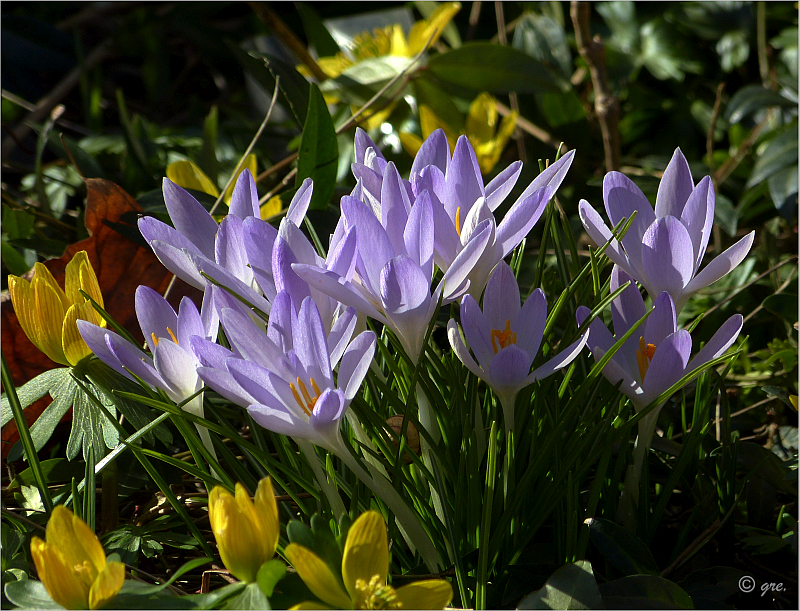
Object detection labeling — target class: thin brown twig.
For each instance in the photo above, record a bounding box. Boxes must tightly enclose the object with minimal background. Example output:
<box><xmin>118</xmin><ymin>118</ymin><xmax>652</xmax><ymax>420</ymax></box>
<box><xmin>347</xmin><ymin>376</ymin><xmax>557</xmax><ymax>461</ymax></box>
<box><xmin>706</xmin><ymin>83</ymin><xmax>725</xmax><ymax>191</ymax></box>
<box><xmin>467</xmin><ymin>1</ymin><xmax>482</xmax><ymax>41</ymax></box>
<box><xmin>570</xmin><ymin>2</ymin><xmax>620</xmax><ymax>172</ymax></box>
<box><xmin>248</xmin><ymin>2</ymin><xmax>329</xmax><ymax>82</ymax></box>
<box><xmin>714</xmin><ymin>109</ymin><xmax>773</xmax><ymax>187</ymax></box>
<box><xmin>496</xmin><ymin>101</ymin><xmax>564</xmax><ymax>151</ymax></box>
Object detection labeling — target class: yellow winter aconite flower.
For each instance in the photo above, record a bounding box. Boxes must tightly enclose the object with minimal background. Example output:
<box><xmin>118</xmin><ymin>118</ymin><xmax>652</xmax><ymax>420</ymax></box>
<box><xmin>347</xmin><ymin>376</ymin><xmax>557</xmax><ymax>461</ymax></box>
<box><xmin>208</xmin><ymin>477</ymin><xmax>280</xmax><ymax>583</ymax></box>
<box><xmin>8</xmin><ymin>251</ymin><xmax>105</xmax><ymax>366</ymax></box>
<box><xmin>309</xmin><ymin>2</ymin><xmax>461</xmax><ymax>80</ymax></box>
<box><xmin>30</xmin><ymin>505</ymin><xmax>125</xmax><ymax>610</ymax></box>
<box><xmin>400</xmin><ymin>92</ymin><xmax>518</xmax><ymax>173</ymax></box>
<box><xmin>286</xmin><ymin>511</ymin><xmax>452</xmax><ymax>610</ymax></box>
<box><xmin>166</xmin><ymin>154</ymin><xmax>257</xmax><ymax>207</ymax></box>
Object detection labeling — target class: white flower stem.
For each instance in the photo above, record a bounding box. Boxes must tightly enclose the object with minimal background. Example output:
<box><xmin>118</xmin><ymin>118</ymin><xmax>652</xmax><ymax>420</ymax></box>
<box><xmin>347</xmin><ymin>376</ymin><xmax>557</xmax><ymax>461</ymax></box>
<box><xmin>297</xmin><ymin>439</ymin><xmax>346</xmax><ymax>519</ymax></box>
<box><xmin>617</xmin><ymin>409</ymin><xmax>659</xmax><ymax>530</ymax></box>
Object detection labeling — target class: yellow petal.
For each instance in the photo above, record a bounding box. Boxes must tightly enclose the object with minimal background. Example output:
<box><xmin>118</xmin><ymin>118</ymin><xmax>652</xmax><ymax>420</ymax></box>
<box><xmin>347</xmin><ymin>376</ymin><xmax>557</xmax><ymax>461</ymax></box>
<box><xmin>59</xmin><ymin>506</ymin><xmax>107</xmax><ymax>576</ymax></box>
<box><xmin>341</xmin><ymin>511</ymin><xmax>389</xmax><ymax>600</ymax></box>
<box><xmin>260</xmin><ymin>196</ymin><xmax>283</xmax><ymax>220</ymax></box>
<box><xmin>472</xmin><ymin>111</ymin><xmax>517</xmax><ymax>174</ymax></box>
<box><xmin>419</xmin><ymin>105</ymin><xmax>458</xmax><ymax>152</ymax></box>
<box><xmin>8</xmin><ymin>275</ymin><xmax>45</xmax><ymax>354</ymax></box>
<box><xmin>88</xmin><ymin>561</ymin><xmax>125</xmax><ymax>609</ymax></box>
<box><xmin>284</xmin><ymin>544</ymin><xmax>352</xmax><ymax>610</ymax></box>
<box><xmin>466</xmin><ymin>93</ymin><xmax>498</xmax><ymax>145</ymax></box>
<box><xmin>32</xmin><ymin>277</ymin><xmax>69</xmax><ymax>365</ymax></box>
<box><xmin>223</xmin><ymin>154</ymin><xmax>258</xmax><ymax>205</ymax></box>
<box><xmin>31</xmin><ymin>536</ymin><xmax>90</xmax><ymax>610</ymax></box>
<box><xmin>394</xmin><ymin>579</ymin><xmax>454</xmax><ymax>610</ymax></box>
<box><xmin>389</xmin><ymin>24</ymin><xmax>409</xmax><ymax>57</ymax></box>
<box><xmin>255</xmin><ymin>477</ymin><xmax>280</xmax><ymax>559</ymax></box>
<box><xmin>78</xmin><ymin>260</ymin><xmax>104</xmax><ymax>313</ymax></box>
<box><xmin>790</xmin><ymin>395</ymin><xmax>798</xmax><ymax>410</ymax></box>
<box><xmin>407</xmin><ymin>2</ymin><xmax>461</xmax><ymax>56</ymax></box>
<box><xmin>351</xmin><ymin>103</ymin><xmax>395</xmax><ymax>132</ymax></box>
<box><xmin>62</xmin><ymin>302</ymin><xmax>95</xmax><ymax>366</ymax></box>
<box><xmin>209</xmin><ymin>484</ymin><xmax>268</xmax><ymax>583</ymax></box>
<box><xmin>167</xmin><ymin>160</ymin><xmax>220</xmax><ymax>198</ymax></box>
<box><xmin>32</xmin><ymin>263</ymin><xmax>70</xmax><ymax>310</ymax></box>
<box><xmin>289</xmin><ymin>602</ymin><xmax>334</xmax><ymax>610</ymax></box>
<box><xmin>399</xmin><ymin>132</ymin><xmax>423</xmax><ymax>158</ymax></box>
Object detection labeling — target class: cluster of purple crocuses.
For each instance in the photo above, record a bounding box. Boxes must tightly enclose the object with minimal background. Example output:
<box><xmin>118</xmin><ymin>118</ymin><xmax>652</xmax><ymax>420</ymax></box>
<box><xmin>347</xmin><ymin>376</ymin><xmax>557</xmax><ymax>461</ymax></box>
<box><xmin>78</xmin><ymin>129</ymin><xmax>751</xmax><ymax>538</ymax></box>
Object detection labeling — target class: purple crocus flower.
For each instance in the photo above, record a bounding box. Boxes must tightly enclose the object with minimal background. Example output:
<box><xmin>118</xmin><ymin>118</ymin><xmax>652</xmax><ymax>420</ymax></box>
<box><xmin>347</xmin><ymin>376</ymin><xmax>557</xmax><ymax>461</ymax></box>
<box><xmin>575</xmin><ymin>266</ymin><xmax>743</xmax><ymax>412</ymax></box>
<box><xmin>138</xmin><ymin>170</ymin><xmax>313</xmax><ymax>314</ymax></box>
<box><xmin>192</xmin><ymin>292</ymin><xmax>374</xmax><ymax>453</ymax></box>
<box><xmin>579</xmin><ymin>149</ymin><xmax>754</xmax><ymax>312</ymax></box>
<box><xmin>293</xmin><ymin>185</ymin><xmax>492</xmax><ymax>362</ymax></box>
<box><xmin>77</xmin><ymin>286</ymin><xmax>219</xmax><ymax>460</ymax></box>
<box><xmin>411</xmin><ymin>131</ymin><xmax>574</xmax><ymax>298</ymax></box>
<box><xmin>447</xmin><ymin>262</ymin><xmax>587</xmax><ymax>433</ymax></box>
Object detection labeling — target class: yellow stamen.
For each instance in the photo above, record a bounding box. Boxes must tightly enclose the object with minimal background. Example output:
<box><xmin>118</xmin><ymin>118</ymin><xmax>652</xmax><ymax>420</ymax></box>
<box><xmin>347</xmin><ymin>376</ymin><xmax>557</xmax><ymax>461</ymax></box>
<box><xmin>490</xmin><ymin>319</ymin><xmax>517</xmax><ymax>354</ymax></box>
<box><xmin>166</xmin><ymin>327</ymin><xmax>179</xmax><ymax>344</ymax></box>
<box><xmin>636</xmin><ymin>336</ymin><xmax>657</xmax><ymax>381</ymax></box>
<box><xmin>455</xmin><ymin>206</ymin><xmax>462</xmax><ymax>235</ymax></box>
<box><xmin>290</xmin><ymin>377</ymin><xmax>321</xmax><ymax>418</ymax></box>
<box><xmin>151</xmin><ymin>332</ymin><xmax>159</xmax><ymax>348</ymax></box>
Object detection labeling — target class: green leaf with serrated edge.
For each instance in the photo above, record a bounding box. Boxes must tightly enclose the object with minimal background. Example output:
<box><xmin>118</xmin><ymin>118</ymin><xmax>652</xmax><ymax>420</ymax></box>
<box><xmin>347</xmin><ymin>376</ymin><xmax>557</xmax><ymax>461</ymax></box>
<box><xmin>4</xmin><ymin>579</ymin><xmax>64</xmax><ymax>609</ymax></box>
<box><xmin>600</xmin><ymin>575</ymin><xmax>694</xmax><ymax>610</ymax></box>
<box><xmin>587</xmin><ymin>517</ymin><xmax>659</xmax><ymax>576</ymax></box>
<box><xmin>296</xmin><ymin>84</ymin><xmax>338</xmax><ymax>211</ymax></box>
<box><xmin>296</xmin><ymin>2</ymin><xmax>341</xmax><ymax>58</ymax></box>
<box><xmin>1</xmin><ymin>368</ymin><xmax>69</xmax><ymax>427</ymax></box>
<box><xmin>517</xmin><ymin>560</ymin><xmax>603</xmax><ymax>610</ymax></box>
<box><xmin>427</xmin><ymin>42</ymin><xmax>569</xmax><ymax>93</ymax></box>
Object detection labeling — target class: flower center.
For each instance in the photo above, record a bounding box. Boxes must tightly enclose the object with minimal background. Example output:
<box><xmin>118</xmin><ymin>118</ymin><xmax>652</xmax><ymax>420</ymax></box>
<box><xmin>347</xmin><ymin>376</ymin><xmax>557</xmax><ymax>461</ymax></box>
<box><xmin>150</xmin><ymin>327</ymin><xmax>179</xmax><ymax>348</ymax></box>
<box><xmin>289</xmin><ymin>377</ymin><xmax>322</xmax><ymax>417</ymax></box>
<box><xmin>490</xmin><ymin>319</ymin><xmax>517</xmax><ymax>354</ymax></box>
<box><xmin>455</xmin><ymin>206</ymin><xmax>462</xmax><ymax>235</ymax></box>
<box><xmin>354</xmin><ymin>575</ymin><xmax>402</xmax><ymax>610</ymax></box>
<box><xmin>636</xmin><ymin>336</ymin><xmax>657</xmax><ymax>381</ymax></box>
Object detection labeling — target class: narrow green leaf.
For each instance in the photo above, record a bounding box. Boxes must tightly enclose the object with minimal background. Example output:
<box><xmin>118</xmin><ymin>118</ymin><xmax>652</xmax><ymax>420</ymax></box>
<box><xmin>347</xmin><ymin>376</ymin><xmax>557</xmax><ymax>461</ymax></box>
<box><xmin>296</xmin><ymin>3</ymin><xmax>341</xmax><ymax>58</ymax></box>
<box><xmin>296</xmin><ymin>84</ymin><xmax>339</xmax><ymax>210</ymax></box>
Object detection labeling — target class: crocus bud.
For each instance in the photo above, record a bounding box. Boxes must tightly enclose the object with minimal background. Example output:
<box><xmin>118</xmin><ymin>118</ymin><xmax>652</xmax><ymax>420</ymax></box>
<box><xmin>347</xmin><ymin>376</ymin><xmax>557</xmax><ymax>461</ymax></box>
<box><xmin>208</xmin><ymin>477</ymin><xmax>279</xmax><ymax>583</ymax></box>
<box><xmin>31</xmin><ymin>505</ymin><xmax>124</xmax><ymax>610</ymax></box>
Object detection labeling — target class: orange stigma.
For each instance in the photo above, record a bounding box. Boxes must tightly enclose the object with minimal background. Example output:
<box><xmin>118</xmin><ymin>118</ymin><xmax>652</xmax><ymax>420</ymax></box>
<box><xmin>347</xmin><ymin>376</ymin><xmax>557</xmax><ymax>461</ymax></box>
<box><xmin>636</xmin><ymin>336</ymin><xmax>657</xmax><ymax>381</ymax></box>
<box><xmin>490</xmin><ymin>319</ymin><xmax>517</xmax><ymax>354</ymax></box>
<box><xmin>455</xmin><ymin>206</ymin><xmax>462</xmax><ymax>235</ymax></box>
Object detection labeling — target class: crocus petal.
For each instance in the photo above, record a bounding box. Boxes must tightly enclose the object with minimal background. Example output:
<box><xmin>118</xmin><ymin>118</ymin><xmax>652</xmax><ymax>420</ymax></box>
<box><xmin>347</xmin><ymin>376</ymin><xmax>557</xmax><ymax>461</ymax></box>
<box><xmin>576</xmin><ymin>305</ymin><xmax>633</xmax><ymax>375</ymax></box>
<box><xmin>496</xmin><ymin>186</ymin><xmax>551</xmax><ymax>258</ymax></box>
<box><xmin>577</xmin><ymin>201</ymin><xmax>635</xmax><ymax>277</ymax></box>
<box><xmin>515</xmin><ymin>288</ymin><xmax>548</xmax><ymax>358</ymax></box>
<box><xmin>177</xmin><ymin>297</ymin><xmax>205</xmax><ymax>345</ymax></box>
<box><xmin>526</xmin><ymin>335</ymin><xmax>587</xmax><ymax>384</ymax></box>
<box><xmin>153</xmin><ymin>340</ymin><xmax>200</xmax><ymax>401</ymax></box>
<box><xmin>201</xmin><ymin>285</ymin><xmax>220</xmax><ymax>341</ymax></box>
<box><xmin>248</xmin><ymin>399</ymin><xmax>318</xmax><ymax>441</ymax></box>
<box><xmin>77</xmin><ymin>321</ymin><xmax>130</xmax><ymax>379</ymax></box>
<box><xmin>296</xmin><ymin>297</ymin><xmax>333</xmax><ymax>384</ymax></box>
<box><xmin>106</xmin><ymin>335</ymin><xmax>165</xmax><ymax>390</ymax></box>
<box><xmin>146</xmin><ymin>239</ymin><xmax>207</xmax><ymax>289</ymax></box>
<box><xmin>379</xmin><ymin>255</ymin><xmax>430</xmax><ymax>315</ymax></box>
<box><xmin>162</xmin><ymin>178</ymin><xmax>218</xmax><ymax>259</ymax></box>
<box><xmin>327</xmin><ymin>225</ymin><xmax>358</xmax><ymax>281</ymax></box>
<box><xmin>355</xmin><ymin>128</ymin><xmax>384</xmax><ymax>164</ymax></box>
<box><xmin>412</xmin><ymin>164</ymin><xmax>446</xmax><ymax>204</ymax></box>
<box><xmin>509</xmin><ymin>149</ymin><xmax>575</xmax><ymax>209</ymax></box>
<box><xmin>641</xmin><ymin>216</ymin><xmax>695</xmax><ymax>297</ymax></box>
<box><xmin>310</xmin><ymin>387</ymin><xmax>347</xmax><ymax>428</ymax></box>
<box><xmin>447</xmin><ymin>319</ymin><xmax>485</xmax><ymax>380</ymax></box>
<box><xmin>404</xmin><ymin>189</ymin><xmax>434</xmax><ymax>280</ymax></box>
<box><xmin>327</xmin><ymin>307</ymin><xmax>357</xmax><ymax>368</ymax></box>
<box><xmin>410</xmin><ymin>128</ymin><xmax>450</xmax><ymax>179</ymax></box>
<box><xmin>489</xmin><ymin>345</ymin><xmax>532</xmax><ymax>391</ymax></box>
<box><xmin>482</xmin><ymin>262</ymin><xmax>520</xmax><ymax>330</ymax></box>
<box><xmin>341</xmin><ymin>195</ymin><xmax>394</xmax><ymax>294</ymax></box>
<box><xmin>215</xmin><ymin>215</ymin><xmax>250</xmax><ymax>281</ymax></box>
<box><xmin>642</xmin><ymin>330</ymin><xmax>691</xmax><ymax>404</ymax></box>
<box><xmin>609</xmin><ymin>266</ymin><xmax>646</xmax><ymax>367</ymax></box>
<box><xmin>243</xmin><ymin>217</ymin><xmax>279</xmax><ymax>276</ymax></box>
<box><xmin>655</xmin><ymin>148</ymin><xmax>694</xmax><ymax>219</ymax></box>
<box><xmin>459</xmin><ymin>294</ymin><xmax>493</xmax><ymax>369</ymax></box>
<box><xmin>135</xmin><ymin>286</ymin><xmax>178</xmax><ymax>354</ymax></box>
<box><xmin>197</xmin><ymin>365</ymin><xmax>254</xmax><ymax>406</ymax></box>
<box><xmin>603</xmin><ymin>172</ymin><xmax>655</xmax><ymax>274</ymax></box>
<box><xmin>643</xmin><ymin>292</ymin><xmax>677</xmax><ymax>348</ymax></box>
<box><xmin>190</xmin><ymin>254</ymin><xmax>272</xmax><ymax>315</ymax></box>
<box><xmin>485</xmin><ymin>161</ymin><xmax>522</xmax><ymax>211</ymax></box>
<box><xmin>440</xmin><ymin>220</ymin><xmax>493</xmax><ymax>302</ymax></box>
<box><xmin>292</xmin><ymin>265</ymin><xmax>387</xmax><ymax>325</ymax></box>
<box><xmin>443</xmin><ymin>135</ymin><xmax>485</xmax><ymax>221</ymax></box>
<box><xmin>342</xmin><ymin>511</ymin><xmax>389</xmax><ymax>600</ymax></box>
<box><xmin>681</xmin><ymin>232</ymin><xmax>755</xmax><ymax>302</ymax></box>
<box><xmin>680</xmin><ymin>176</ymin><xmax>715</xmax><ymax>273</ymax></box>
<box><xmin>220</xmin><ymin>308</ymin><xmax>288</xmax><ymax>376</ymax></box>
<box><xmin>284</xmin><ymin>544</ymin><xmax>352</xmax><ymax>610</ymax></box>
<box><xmin>273</xmin><ymin>234</ymin><xmax>312</xmax><ymax>307</ymax></box>
<box><xmin>191</xmin><ymin>336</ymin><xmax>237</xmax><ymax>368</ymax></box>
<box><xmin>430</xmin><ymin>186</ymin><xmax>461</xmax><ymax>268</ymax></box>
<box><xmin>687</xmin><ymin>314</ymin><xmax>743</xmax><ymax>373</ymax></box>
<box><xmin>228</xmin><ymin>169</ymin><xmax>259</xmax><ymax>219</ymax></box>
<box><xmin>286</xmin><ymin>178</ymin><xmax>314</xmax><ymax>226</ymax></box>
<box><xmin>338</xmin><ymin>330</ymin><xmax>376</xmax><ymax>401</ymax></box>
<box><xmin>381</xmin><ymin>162</ymin><xmax>412</xmax><ymax>253</ymax></box>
